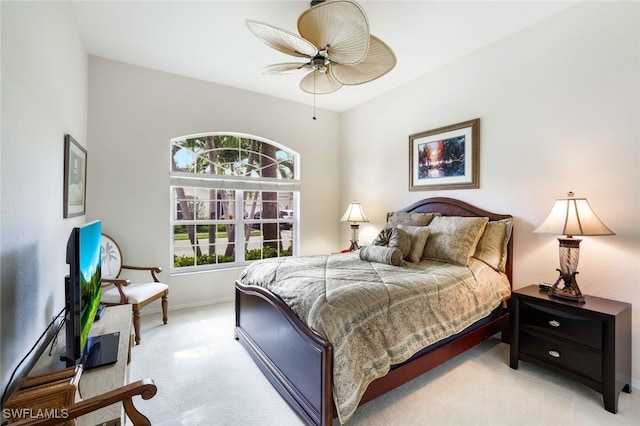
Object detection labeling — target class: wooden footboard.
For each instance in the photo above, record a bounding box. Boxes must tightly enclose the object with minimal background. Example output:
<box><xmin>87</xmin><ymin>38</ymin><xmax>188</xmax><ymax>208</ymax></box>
<box><xmin>235</xmin><ymin>281</ymin><xmax>333</xmax><ymax>426</ymax></box>
<box><xmin>236</xmin><ymin>280</ymin><xmax>509</xmax><ymax>425</ymax></box>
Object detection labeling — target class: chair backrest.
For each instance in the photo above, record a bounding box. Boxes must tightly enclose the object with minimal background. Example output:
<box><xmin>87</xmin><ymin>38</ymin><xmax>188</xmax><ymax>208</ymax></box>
<box><xmin>101</xmin><ymin>234</ymin><xmax>123</xmax><ymax>279</ymax></box>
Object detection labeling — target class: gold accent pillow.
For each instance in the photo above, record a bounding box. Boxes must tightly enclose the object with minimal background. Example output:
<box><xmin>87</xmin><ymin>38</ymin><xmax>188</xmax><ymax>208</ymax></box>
<box><xmin>386</xmin><ymin>211</ymin><xmax>440</xmax><ymax>228</ymax></box>
<box><xmin>473</xmin><ymin>218</ymin><xmax>513</xmax><ymax>272</ymax></box>
<box><xmin>396</xmin><ymin>225</ymin><xmax>431</xmax><ymax>263</ymax></box>
<box><xmin>360</xmin><ymin>245</ymin><xmax>405</xmax><ymax>266</ymax></box>
<box><xmin>422</xmin><ymin>216</ymin><xmax>489</xmax><ymax>266</ymax></box>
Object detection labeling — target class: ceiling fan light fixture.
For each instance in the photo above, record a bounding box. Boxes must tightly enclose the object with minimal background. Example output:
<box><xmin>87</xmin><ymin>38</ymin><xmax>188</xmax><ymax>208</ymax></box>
<box><xmin>312</xmin><ymin>57</ymin><xmax>329</xmax><ymax>73</ymax></box>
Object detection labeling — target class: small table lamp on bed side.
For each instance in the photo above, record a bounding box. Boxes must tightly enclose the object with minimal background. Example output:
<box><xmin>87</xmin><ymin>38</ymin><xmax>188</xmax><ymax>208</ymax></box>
<box><xmin>534</xmin><ymin>191</ymin><xmax>615</xmax><ymax>303</ymax></box>
<box><xmin>341</xmin><ymin>202</ymin><xmax>369</xmax><ymax>252</ymax></box>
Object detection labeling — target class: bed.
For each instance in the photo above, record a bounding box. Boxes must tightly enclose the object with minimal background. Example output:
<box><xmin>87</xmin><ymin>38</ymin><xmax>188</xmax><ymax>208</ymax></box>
<box><xmin>235</xmin><ymin>197</ymin><xmax>513</xmax><ymax>425</ymax></box>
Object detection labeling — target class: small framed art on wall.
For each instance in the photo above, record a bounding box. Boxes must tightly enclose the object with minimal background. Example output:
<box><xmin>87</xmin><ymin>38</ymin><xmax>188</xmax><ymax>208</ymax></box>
<box><xmin>63</xmin><ymin>134</ymin><xmax>87</xmax><ymax>218</ymax></box>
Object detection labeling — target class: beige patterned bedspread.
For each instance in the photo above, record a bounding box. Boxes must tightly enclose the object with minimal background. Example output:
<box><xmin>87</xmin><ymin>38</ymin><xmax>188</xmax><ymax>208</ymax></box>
<box><xmin>239</xmin><ymin>252</ymin><xmax>511</xmax><ymax>424</ymax></box>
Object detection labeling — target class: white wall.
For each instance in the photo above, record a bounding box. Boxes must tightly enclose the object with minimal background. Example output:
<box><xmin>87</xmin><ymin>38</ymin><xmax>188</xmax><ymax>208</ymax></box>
<box><xmin>1</xmin><ymin>1</ymin><xmax>88</xmax><ymax>396</ymax></box>
<box><xmin>341</xmin><ymin>1</ymin><xmax>640</xmax><ymax>387</ymax></box>
<box><xmin>87</xmin><ymin>57</ymin><xmax>341</xmax><ymax>309</ymax></box>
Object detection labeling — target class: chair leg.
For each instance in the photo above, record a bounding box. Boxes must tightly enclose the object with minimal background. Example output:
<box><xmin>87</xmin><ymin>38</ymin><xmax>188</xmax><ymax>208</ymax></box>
<box><xmin>161</xmin><ymin>294</ymin><xmax>168</xmax><ymax>325</ymax></box>
<box><xmin>132</xmin><ymin>306</ymin><xmax>142</xmax><ymax>345</ymax></box>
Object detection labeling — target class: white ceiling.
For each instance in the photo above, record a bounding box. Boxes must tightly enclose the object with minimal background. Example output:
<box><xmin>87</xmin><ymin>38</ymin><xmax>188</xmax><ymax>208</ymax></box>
<box><xmin>72</xmin><ymin>0</ymin><xmax>579</xmax><ymax>113</ymax></box>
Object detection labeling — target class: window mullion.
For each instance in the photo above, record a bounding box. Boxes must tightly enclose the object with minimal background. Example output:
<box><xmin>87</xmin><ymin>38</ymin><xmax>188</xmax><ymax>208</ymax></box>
<box><xmin>235</xmin><ymin>190</ymin><xmax>245</xmax><ymax>262</ymax></box>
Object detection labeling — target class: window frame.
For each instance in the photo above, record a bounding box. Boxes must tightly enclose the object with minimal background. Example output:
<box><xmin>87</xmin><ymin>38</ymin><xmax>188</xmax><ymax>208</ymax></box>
<box><xmin>169</xmin><ymin>132</ymin><xmax>299</xmax><ymax>274</ymax></box>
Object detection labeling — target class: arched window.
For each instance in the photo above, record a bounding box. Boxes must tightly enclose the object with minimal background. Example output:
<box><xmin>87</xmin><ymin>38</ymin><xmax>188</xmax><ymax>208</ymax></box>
<box><xmin>170</xmin><ymin>133</ymin><xmax>299</xmax><ymax>273</ymax></box>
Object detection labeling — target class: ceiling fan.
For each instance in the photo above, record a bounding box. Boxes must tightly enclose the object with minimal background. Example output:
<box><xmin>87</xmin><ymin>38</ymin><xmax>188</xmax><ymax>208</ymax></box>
<box><xmin>246</xmin><ymin>0</ymin><xmax>396</xmax><ymax>95</ymax></box>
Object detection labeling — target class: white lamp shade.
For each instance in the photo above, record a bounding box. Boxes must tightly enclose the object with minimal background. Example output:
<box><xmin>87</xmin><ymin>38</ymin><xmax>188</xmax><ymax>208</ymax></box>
<box><xmin>341</xmin><ymin>202</ymin><xmax>369</xmax><ymax>223</ymax></box>
<box><xmin>534</xmin><ymin>194</ymin><xmax>614</xmax><ymax>237</ymax></box>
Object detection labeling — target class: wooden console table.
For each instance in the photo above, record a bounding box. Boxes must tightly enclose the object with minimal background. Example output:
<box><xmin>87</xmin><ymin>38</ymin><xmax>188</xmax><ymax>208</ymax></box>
<box><xmin>29</xmin><ymin>305</ymin><xmax>133</xmax><ymax>426</ymax></box>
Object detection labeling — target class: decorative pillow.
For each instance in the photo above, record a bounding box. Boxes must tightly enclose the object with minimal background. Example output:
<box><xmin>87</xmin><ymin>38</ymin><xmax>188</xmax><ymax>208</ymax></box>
<box><xmin>422</xmin><ymin>216</ymin><xmax>489</xmax><ymax>266</ymax></box>
<box><xmin>473</xmin><ymin>218</ymin><xmax>513</xmax><ymax>272</ymax></box>
<box><xmin>396</xmin><ymin>224</ymin><xmax>431</xmax><ymax>263</ymax></box>
<box><xmin>360</xmin><ymin>245</ymin><xmax>405</xmax><ymax>266</ymax></box>
<box><xmin>385</xmin><ymin>211</ymin><xmax>440</xmax><ymax>228</ymax></box>
<box><xmin>372</xmin><ymin>227</ymin><xmax>412</xmax><ymax>260</ymax></box>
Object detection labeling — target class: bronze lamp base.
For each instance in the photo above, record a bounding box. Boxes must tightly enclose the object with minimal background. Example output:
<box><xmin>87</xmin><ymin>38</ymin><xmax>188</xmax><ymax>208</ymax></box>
<box><xmin>347</xmin><ymin>240</ymin><xmax>359</xmax><ymax>252</ymax></box>
<box><xmin>549</xmin><ymin>269</ymin><xmax>585</xmax><ymax>303</ymax></box>
<box><xmin>347</xmin><ymin>224</ymin><xmax>360</xmax><ymax>252</ymax></box>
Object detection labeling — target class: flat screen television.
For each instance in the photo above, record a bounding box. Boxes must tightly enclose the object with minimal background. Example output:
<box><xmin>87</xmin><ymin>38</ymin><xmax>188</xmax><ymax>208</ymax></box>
<box><xmin>63</xmin><ymin>220</ymin><xmax>119</xmax><ymax>369</ymax></box>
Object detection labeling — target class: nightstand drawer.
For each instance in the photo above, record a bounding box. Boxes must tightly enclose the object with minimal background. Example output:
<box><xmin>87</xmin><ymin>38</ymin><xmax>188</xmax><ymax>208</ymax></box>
<box><xmin>520</xmin><ymin>300</ymin><xmax>602</xmax><ymax>349</ymax></box>
<box><xmin>520</xmin><ymin>329</ymin><xmax>602</xmax><ymax>383</ymax></box>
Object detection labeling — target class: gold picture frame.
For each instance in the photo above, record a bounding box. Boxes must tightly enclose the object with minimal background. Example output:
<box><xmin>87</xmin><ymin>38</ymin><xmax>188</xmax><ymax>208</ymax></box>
<box><xmin>409</xmin><ymin>118</ymin><xmax>480</xmax><ymax>191</ymax></box>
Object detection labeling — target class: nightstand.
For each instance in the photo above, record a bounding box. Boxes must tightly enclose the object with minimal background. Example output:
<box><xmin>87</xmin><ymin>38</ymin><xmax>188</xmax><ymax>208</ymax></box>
<box><xmin>510</xmin><ymin>284</ymin><xmax>631</xmax><ymax>413</ymax></box>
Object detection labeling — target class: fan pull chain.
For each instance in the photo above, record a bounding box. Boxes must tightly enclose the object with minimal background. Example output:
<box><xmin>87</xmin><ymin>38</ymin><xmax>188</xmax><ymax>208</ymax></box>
<box><xmin>313</xmin><ymin>71</ymin><xmax>317</xmax><ymax>120</ymax></box>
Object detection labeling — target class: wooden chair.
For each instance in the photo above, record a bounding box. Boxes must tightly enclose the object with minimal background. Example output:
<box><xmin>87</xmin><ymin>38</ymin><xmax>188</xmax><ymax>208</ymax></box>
<box><xmin>100</xmin><ymin>234</ymin><xmax>169</xmax><ymax>345</ymax></box>
<box><xmin>7</xmin><ymin>378</ymin><xmax>159</xmax><ymax>426</ymax></box>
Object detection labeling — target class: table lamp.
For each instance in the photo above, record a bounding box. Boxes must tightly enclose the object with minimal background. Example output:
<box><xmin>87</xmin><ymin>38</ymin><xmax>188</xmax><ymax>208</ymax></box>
<box><xmin>534</xmin><ymin>191</ymin><xmax>614</xmax><ymax>302</ymax></box>
<box><xmin>341</xmin><ymin>202</ymin><xmax>369</xmax><ymax>251</ymax></box>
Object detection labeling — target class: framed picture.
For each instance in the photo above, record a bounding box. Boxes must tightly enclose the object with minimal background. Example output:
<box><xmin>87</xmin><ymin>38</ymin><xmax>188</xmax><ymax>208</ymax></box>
<box><xmin>63</xmin><ymin>134</ymin><xmax>87</xmax><ymax>218</ymax></box>
<box><xmin>409</xmin><ymin>118</ymin><xmax>480</xmax><ymax>191</ymax></box>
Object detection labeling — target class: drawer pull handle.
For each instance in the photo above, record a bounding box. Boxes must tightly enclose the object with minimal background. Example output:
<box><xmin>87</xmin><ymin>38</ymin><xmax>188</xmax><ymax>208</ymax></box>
<box><xmin>548</xmin><ymin>320</ymin><xmax>560</xmax><ymax>327</ymax></box>
<box><xmin>548</xmin><ymin>350</ymin><xmax>561</xmax><ymax>358</ymax></box>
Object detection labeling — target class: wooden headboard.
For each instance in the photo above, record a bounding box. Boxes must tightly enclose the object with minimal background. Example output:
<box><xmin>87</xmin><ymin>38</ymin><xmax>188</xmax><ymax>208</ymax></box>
<box><xmin>396</xmin><ymin>197</ymin><xmax>514</xmax><ymax>286</ymax></box>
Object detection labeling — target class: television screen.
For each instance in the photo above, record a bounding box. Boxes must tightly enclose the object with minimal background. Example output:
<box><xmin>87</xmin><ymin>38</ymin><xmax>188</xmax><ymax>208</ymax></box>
<box><xmin>78</xmin><ymin>220</ymin><xmax>102</xmax><ymax>353</ymax></box>
<box><xmin>64</xmin><ymin>220</ymin><xmax>118</xmax><ymax>369</ymax></box>
<box><xmin>64</xmin><ymin>220</ymin><xmax>101</xmax><ymax>363</ymax></box>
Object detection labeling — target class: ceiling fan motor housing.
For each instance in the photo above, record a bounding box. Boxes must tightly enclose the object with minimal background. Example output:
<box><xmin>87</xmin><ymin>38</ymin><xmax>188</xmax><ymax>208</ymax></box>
<box><xmin>312</xmin><ymin>56</ymin><xmax>329</xmax><ymax>73</ymax></box>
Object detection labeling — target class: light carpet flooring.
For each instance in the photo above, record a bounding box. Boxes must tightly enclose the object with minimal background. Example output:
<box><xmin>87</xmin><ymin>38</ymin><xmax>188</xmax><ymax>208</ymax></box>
<box><xmin>128</xmin><ymin>302</ymin><xmax>639</xmax><ymax>426</ymax></box>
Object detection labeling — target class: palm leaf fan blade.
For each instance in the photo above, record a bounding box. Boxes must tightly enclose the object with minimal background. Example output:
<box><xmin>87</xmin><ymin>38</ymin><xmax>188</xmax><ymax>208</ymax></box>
<box><xmin>298</xmin><ymin>0</ymin><xmax>369</xmax><ymax>65</ymax></box>
<box><xmin>261</xmin><ymin>63</ymin><xmax>311</xmax><ymax>75</ymax></box>
<box><xmin>300</xmin><ymin>69</ymin><xmax>343</xmax><ymax>94</ymax></box>
<box><xmin>246</xmin><ymin>20</ymin><xmax>318</xmax><ymax>58</ymax></box>
<box><xmin>331</xmin><ymin>35</ymin><xmax>396</xmax><ymax>85</ymax></box>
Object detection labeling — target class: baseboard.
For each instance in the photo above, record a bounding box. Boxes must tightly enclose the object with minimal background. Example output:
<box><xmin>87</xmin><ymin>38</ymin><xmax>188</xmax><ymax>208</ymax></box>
<box><xmin>139</xmin><ymin>296</ymin><xmax>234</xmax><ymax>316</ymax></box>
